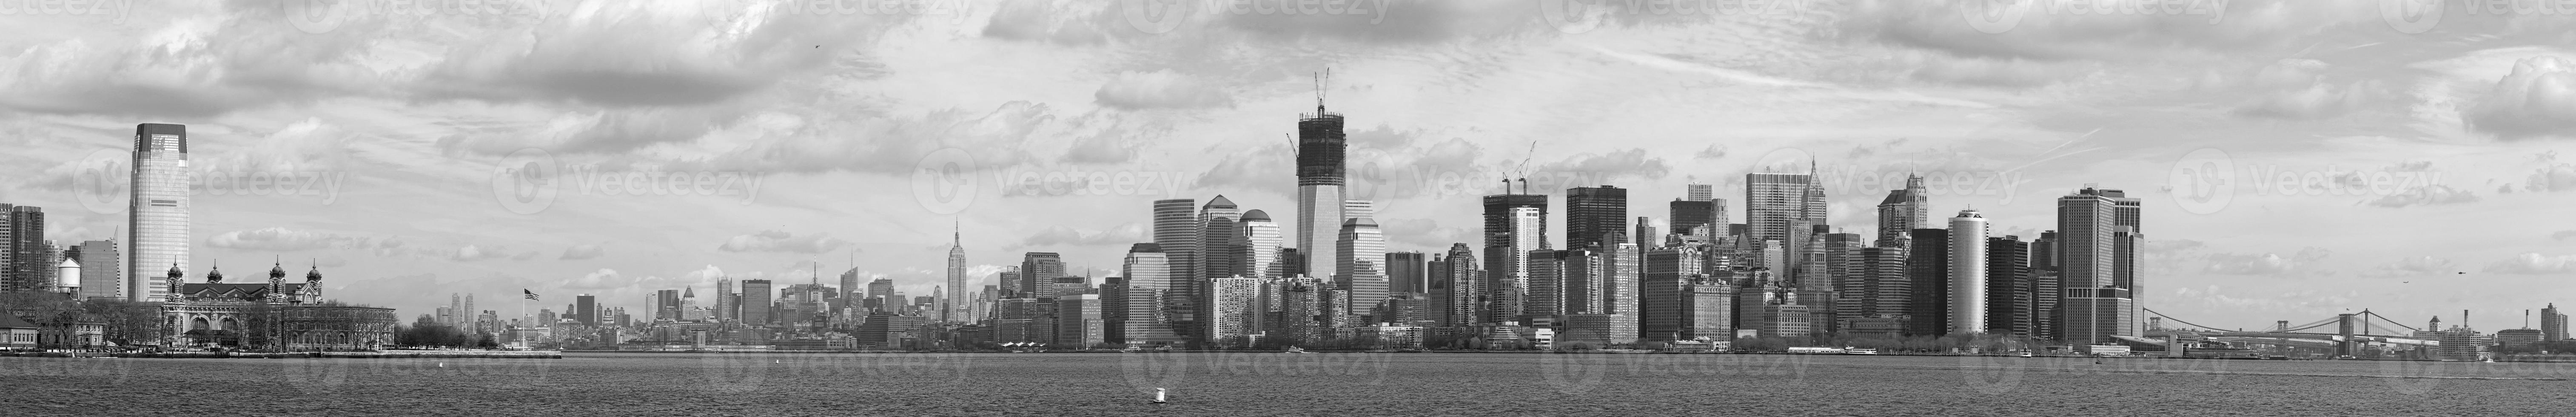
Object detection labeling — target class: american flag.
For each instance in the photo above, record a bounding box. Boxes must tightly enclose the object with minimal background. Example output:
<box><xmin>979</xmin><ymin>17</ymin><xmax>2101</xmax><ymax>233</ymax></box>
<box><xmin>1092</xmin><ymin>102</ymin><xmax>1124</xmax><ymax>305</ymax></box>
<box><xmin>523</xmin><ymin>289</ymin><xmax>541</xmax><ymax>301</ymax></box>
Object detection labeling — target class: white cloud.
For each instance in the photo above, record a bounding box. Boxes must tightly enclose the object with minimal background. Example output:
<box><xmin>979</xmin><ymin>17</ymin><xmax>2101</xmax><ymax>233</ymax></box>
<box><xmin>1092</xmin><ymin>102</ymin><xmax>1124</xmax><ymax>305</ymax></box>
<box><xmin>718</xmin><ymin>230</ymin><xmax>852</xmax><ymax>254</ymax></box>
<box><xmin>2204</xmin><ymin>247</ymin><xmax>2331</xmax><ymax>275</ymax></box>
<box><xmin>559</xmin><ymin>244</ymin><xmax>605</xmax><ymax>260</ymax></box>
<box><xmin>206</xmin><ymin>227</ymin><xmax>369</xmax><ymax>251</ymax></box>
<box><xmin>2484</xmin><ymin>253</ymin><xmax>2576</xmax><ymax>274</ymax></box>
<box><xmin>2464</xmin><ymin>56</ymin><xmax>2576</xmax><ymax>140</ymax></box>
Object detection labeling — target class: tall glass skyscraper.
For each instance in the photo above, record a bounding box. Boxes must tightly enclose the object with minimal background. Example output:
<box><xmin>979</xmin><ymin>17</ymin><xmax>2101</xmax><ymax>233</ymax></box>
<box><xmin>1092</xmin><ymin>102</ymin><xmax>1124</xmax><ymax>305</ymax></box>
<box><xmin>1482</xmin><ymin>193</ymin><xmax>1548</xmax><ymax>323</ymax></box>
<box><xmin>1335</xmin><ymin>217</ymin><xmax>1387</xmax><ymax>316</ymax></box>
<box><xmin>1565</xmin><ymin>186</ymin><xmax>1628</xmax><ymax>250</ymax></box>
<box><xmin>1875</xmin><ymin>174</ymin><xmax>1928</xmax><ymax>248</ymax></box>
<box><xmin>1151</xmin><ymin>198</ymin><xmax>1199</xmax><ymax>291</ymax></box>
<box><xmin>1947</xmin><ymin>210</ymin><xmax>1989</xmax><ymax>335</ymax></box>
<box><xmin>1296</xmin><ymin>107</ymin><xmax>1347</xmax><ymax>283</ymax></box>
<box><xmin>129</xmin><ymin>123</ymin><xmax>188</xmax><ymax>302</ymax></box>
<box><xmin>2055</xmin><ymin>186</ymin><xmax>2140</xmax><ymax>344</ymax></box>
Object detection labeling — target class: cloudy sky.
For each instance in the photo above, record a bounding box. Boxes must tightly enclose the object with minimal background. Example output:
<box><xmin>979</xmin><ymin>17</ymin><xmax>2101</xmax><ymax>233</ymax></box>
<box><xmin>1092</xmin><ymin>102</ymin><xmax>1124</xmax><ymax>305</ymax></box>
<box><xmin>3</xmin><ymin>0</ymin><xmax>2573</xmax><ymax>329</ymax></box>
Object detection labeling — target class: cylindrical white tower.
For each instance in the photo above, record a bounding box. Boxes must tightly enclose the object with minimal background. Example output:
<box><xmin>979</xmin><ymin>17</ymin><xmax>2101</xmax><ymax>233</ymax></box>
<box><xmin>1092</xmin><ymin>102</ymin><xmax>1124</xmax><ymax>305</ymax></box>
<box><xmin>1949</xmin><ymin>209</ymin><xmax>1989</xmax><ymax>334</ymax></box>
<box><xmin>57</xmin><ymin>258</ymin><xmax>82</xmax><ymax>294</ymax></box>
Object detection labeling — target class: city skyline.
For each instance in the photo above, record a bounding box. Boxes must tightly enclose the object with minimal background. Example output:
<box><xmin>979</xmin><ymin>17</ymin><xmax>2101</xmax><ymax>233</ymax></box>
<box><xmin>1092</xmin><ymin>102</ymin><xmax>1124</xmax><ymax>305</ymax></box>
<box><xmin>0</xmin><ymin>2</ymin><xmax>2571</xmax><ymax>330</ymax></box>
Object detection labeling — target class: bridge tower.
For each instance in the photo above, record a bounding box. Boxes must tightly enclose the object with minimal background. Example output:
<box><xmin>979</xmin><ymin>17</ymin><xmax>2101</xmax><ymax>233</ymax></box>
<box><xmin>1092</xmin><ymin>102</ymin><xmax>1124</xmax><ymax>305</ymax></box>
<box><xmin>2335</xmin><ymin>313</ymin><xmax>2356</xmax><ymax>357</ymax></box>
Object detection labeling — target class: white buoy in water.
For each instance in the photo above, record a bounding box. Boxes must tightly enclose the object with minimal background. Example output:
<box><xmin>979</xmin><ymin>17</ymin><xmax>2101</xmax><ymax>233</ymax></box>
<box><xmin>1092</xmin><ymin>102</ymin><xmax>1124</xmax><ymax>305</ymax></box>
<box><xmin>437</xmin><ymin>362</ymin><xmax>445</xmax><ymax>368</ymax></box>
<box><xmin>774</xmin><ymin>359</ymin><xmax>781</xmax><ymax>364</ymax></box>
<box><xmin>1151</xmin><ymin>388</ymin><xmax>1167</xmax><ymax>404</ymax></box>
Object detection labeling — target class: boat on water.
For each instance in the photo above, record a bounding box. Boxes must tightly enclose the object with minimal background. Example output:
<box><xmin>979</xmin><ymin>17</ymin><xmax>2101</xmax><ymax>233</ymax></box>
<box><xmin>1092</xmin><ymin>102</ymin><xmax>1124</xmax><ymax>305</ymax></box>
<box><xmin>1284</xmin><ymin>346</ymin><xmax>1311</xmax><ymax>354</ymax></box>
<box><xmin>1840</xmin><ymin>348</ymin><xmax>1878</xmax><ymax>355</ymax></box>
<box><xmin>2019</xmin><ymin>351</ymin><xmax>2034</xmax><ymax>358</ymax></box>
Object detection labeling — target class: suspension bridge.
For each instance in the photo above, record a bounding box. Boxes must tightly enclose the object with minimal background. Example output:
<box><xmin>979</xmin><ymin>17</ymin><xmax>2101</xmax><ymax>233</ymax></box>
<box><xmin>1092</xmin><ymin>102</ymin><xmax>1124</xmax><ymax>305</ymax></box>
<box><xmin>2123</xmin><ymin>308</ymin><xmax>2445</xmax><ymax>358</ymax></box>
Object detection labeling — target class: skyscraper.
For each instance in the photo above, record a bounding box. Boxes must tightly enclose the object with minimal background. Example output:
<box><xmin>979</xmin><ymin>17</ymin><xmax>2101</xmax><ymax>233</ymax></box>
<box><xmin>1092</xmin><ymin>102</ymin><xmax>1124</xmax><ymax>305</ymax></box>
<box><xmin>1428</xmin><ymin>244</ymin><xmax>1482</xmax><ymax>327</ymax></box>
<box><xmin>2544</xmin><ymin>304</ymin><xmax>2566</xmax><ymax>342</ymax></box>
<box><xmin>1875</xmin><ymin>174</ymin><xmax>1928</xmax><ymax>248</ymax></box>
<box><xmin>129</xmin><ymin>123</ymin><xmax>188</xmax><ymax>302</ymax></box>
<box><xmin>2056</xmin><ymin>186</ymin><xmax>2140</xmax><ymax>344</ymax></box>
<box><xmin>1669</xmin><ymin>199</ymin><xmax>1717</xmax><ymax>239</ymax></box>
<box><xmin>1336</xmin><ymin>217</ymin><xmax>1388</xmax><ymax>316</ymax></box>
<box><xmin>576</xmin><ymin>294</ymin><xmax>598</xmax><ymax>326</ymax></box>
<box><xmin>740</xmin><ymin>280</ymin><xmax>774</xmax><ymax>325</ymax></box>
<box><xmin>1152</xmin><ymin>198</ymin><xmax>1201</xmax><ymax>293</ymax></box>
<box><xmin>1565</xmin><ymin>186</ymin><xmax>1629</xmax><ymax>250</ymax></box>
<box><xmin>1295</xmin><ymin>96</ymin><xmax>1350</xmax><ymax>283</ymax></box>
<box><xmin>1234</xmin><ymin>209</ymin><xmax>1285</xmax><ymax>279</ymax></box>
<box><xmin>1482</xmin><ymin>192</ymin><xmax>1548</xmax><ymax>323</ymax></box>
<box><xmin>1204</xmin><ymin>275</ymin><xmax>1262</xmax><ymax>346</ymax></box>
<box><xmin>1986</xmin><ymin>235</ymin><xmax>2032</xmax><ymax>336</ymax></box>
<box><xmin>1685</xmin><ymin>183</ymin><xmax>1715</xmax><ymax>202</ymax></box>
<box><xmin>1905</xmin><ymin>228</ymin><xmax>1949</xmax><ymax>337</ymax></box>
<box><xmin>1744</xmin><ymin>171</ymin><xmax>1822</xmax><ymax>281</ymax></box>
<box><xmin>946</xmin><ymin>224</ymin><xmax>966</xmax><ymax>323</ymax></box>
<box><xmin>1</xmin><ymin>205</ymin><xmax>46</xmax><ymax>292</ymax></box>
<box><xmin>1020</xmin><ymin>252</ymin><xmax>1063</xmax><ymax>298</ymax></box>
<box><xmin>716</xmin><ymin>279</ymin><xmax>734</xmax><ymax>321</ymax></box>
<box><xmin>1197</xmin><ymin>196</ymin><xmax>1242</xmax><ymax>282</ymax></box>
<box><xmin>75</xmin><ymin>240</ymin><xmax>120</xmax><ymax>299</ymax></box>
<box><xmin>1948</xmin><ymin>210</ymin><xmax>1989</xmax><ymax>335</ymax></box>
<box><xmin>1384</xmin><ymin>251</ymin><xmax>1428</xmax><ymax>295</ymax></box>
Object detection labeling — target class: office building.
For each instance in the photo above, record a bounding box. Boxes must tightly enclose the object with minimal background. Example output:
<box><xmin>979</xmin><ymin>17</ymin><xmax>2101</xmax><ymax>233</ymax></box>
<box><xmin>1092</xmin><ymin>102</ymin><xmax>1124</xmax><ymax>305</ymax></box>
<box><xmin>1336</xmin><ymin>217</ymin><xmax>1388</xmax><ymax>315</ymax></box>
<box><xmin>2055</xmin><ymin>186</ymin><xmax>2140</xmax><ymax>344</ymax></box>
<box><xmin>1669</xmin><ymin>199</ymin><xmax>1717</xmax><ymax>238</ymax></box>
<box><xmin>129</xmin><ymin>123</ymin><xmax>189</xmax><ymax>301</ymax></box>
<box><xmin>1233</xmin><ymin>210</ymin><xmax>1286</xmax><ymax>279</ymax></box>
<box><xmin>1987</xmin><ymin>236</ymin><xmax>2033</xmax><ymax>336</ymax></box>
<box><xmin>945</xmin><ymin>225</ymin><xmax>967</xmax><ymax>323</ymax></box>
<box><xmin>2</xmin><ymin>205</ymin><xmax>47</xmax><ymax>292</ymax></box>
<box><xmin>1152</xmin><ymin>198</ymin><xmax>1200</xmax><ymax>291</ymax></box>
<box><xmin>1295</xmin><ymin>105</ymin><xmax>1349</xmax><ymax>286</ymax></box>
<box><xmin>1204</xmin><ymin>275</ymin><xmax>1262</xmax><ymax>346</ymax></box>
<box><xmin>71</xmin><ymin>240</ymin><xmax>121</xmax><ymax>299</ymax></box>
<box><xmin>1385</xmin><ymin>251</ymin><xmax>1428</xmax><ymax>295</ymax></box>
<box><xmin>1482</xmin><ymin>192</ymin><xmax>1549</xmax><ymax>323</ymax></box>
<box><xmin>1685</xmin><ymin>183</ymin><xmax>1715</xmax><ymax>202</ymax></box>
<box><xmin>1905</xmin><ymin>228</ymin><xmax>1949</xmax><ymax>336</ymax></box>
<box><xmin>575</xmin><ymin>294</ymin><xmax>599</xmax><ymax>326</ymax></box>
<box><xmin>1020</xmin><ymin>252</ymin><xmax>1063</xmax><ymax>298</ymax></box>
<box><xmin>1875</xmin><ymin>174</ymin><xmax>1927</xmax><ymax>248</ymax></box>
<box><xmin>1948</xmin><ymin>210</ymin><xmax>1988</xmax><ymax>334</ymax></box>
<box><xmin>1428</xmin><ymin>244</ymin><xmax>1482</xmax><ymax>327</ymax></box>
<box><xmin>1565</xmin><ymin>186</ymin><xmax>1628</xmax><ymax>250</ymax></box>
<box><xmin>740</xmin><ymin>280</ymin><xmax>773</xmax><ymax>325</ymax></box>
<box><xmin>2545</xmin><ymin>303</ymin><xmax>2566</xmax><ymax>342</ymax></box>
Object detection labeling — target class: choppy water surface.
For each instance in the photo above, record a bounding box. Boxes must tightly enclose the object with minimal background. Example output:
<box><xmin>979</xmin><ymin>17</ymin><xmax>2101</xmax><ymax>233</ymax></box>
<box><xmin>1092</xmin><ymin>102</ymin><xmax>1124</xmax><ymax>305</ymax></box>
<box><xmin>10</xmin><ymin>353</ymin><xmax>2573</xmax><ymax>416</ymax></box>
